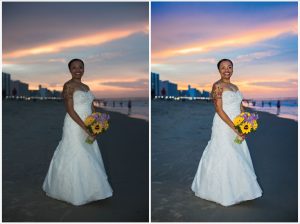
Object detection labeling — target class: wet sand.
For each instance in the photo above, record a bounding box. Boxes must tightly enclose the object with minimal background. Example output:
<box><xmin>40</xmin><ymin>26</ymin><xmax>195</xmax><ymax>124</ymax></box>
<box><xmin>2</xmin><ymin>100</ymin><xmax>149</xmax><ymax>222</ymax></box>
<box><xmin>151</xmin><ymin>100</ymin><xmax>297</xmax><ymax>222</ymax></box>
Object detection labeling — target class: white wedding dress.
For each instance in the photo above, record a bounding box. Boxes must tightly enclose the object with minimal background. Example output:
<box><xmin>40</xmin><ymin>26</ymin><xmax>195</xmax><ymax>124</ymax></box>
<box><xmin>191</xmin><ymin>90</ymin><xmax>262</xmax><ymax>206</ymax></box>
<box><xmin>43</xmin><ymin>90</ymin><xmax>113</xmax><ymax>206</ymax></box>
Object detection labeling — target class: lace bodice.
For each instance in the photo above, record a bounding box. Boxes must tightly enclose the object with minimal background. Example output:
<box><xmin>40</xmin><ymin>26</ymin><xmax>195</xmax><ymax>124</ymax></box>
<box><xmin>64</xmin><ymin>90</ymin><xmax>95</xmax><ymax>131</ymax></box>
<box><xmin>73</xmin><ymin>90</ymin><xmax>94</xmax><ymax>109</ymax></box>
<box><xmin>221</xmin><ymin>90</ymin><xmax>243</xmax><ymax>117</ymax></box>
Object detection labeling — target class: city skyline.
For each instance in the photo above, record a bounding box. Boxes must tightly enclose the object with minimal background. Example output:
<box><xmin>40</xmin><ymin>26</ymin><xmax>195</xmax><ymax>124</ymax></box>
<box><xmin>151</xmin><ymin>72</ymin><xmax>210</xmax><ymax>99</ymax></box>
<box><xmin>152</xmin><ymin>2</ymin><xmax>298</xmax><ymax>99</ymax></box>
<box><xmin>3</xmin><ymin>2</ymin><xmax>149</xmax><ymax>98</ymax></box>
<box><xmin>152</xmin><ymin>71</ymin><xmax>296</xmax><ymax>101</ymax></box>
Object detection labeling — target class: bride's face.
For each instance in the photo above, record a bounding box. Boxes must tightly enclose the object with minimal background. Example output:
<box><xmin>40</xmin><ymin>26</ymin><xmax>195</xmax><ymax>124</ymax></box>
<box><xmin>69</xmin><ymin>61</ymin><xmax>84</xmax><ymax>79</ymax></box>
<box><xmin>219</xmin><ymin>61</ymin><xmax>233</xmax><ymax>80</ymax></box>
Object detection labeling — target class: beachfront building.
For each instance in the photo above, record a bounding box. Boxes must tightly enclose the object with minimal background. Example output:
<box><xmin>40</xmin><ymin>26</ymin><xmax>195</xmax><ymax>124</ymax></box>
<box><xmin>151</xmin><ymin>72</ymin><xmax>160</xmax><ymax>98</ymax></box>
<box><xmin>29</xmin><ymin>90</ymin><xmax>40</xmax><ymax>98</ymax></box>
<box><xmin>39</xmin><ymin>85</ymin><xmax>54</xmax><ymax>98</ymax></box>
<box><xmin>10</xmin><ymin>80</ymin><xmax>29</xmax><ymax>97</ymax></box>
<box><xmin>202</xmin><ymin>90</ymin><xmax>210</xmax><ymax>98</ymax></box>
<box><xmin>187</xmin><ymin>85</ymin><xmax>201</xmax><ymax>98</ymax></box>
<box><xmin>177</xmin><ymin>85</ymin><xmax>212</xmax><ymax>100</ymax></box>
<box><xmin>29</xmin><ymin>88</ymin><xmax>62</xmax><ymax>99</ymax></box>
<box><xmin>178</xmin><ymin>85</ymin><xmax>201</xmax><ymax>99</ymax></box>
<box><xmin>52</xmin><ymin>90</ymin><xmax>62</xmax><ymax>98</ymax></box>
<box><xmin>160</xmin><ymin>80</ymin><xmax>178</xmax><ymax>97</ymax></box>
<box><xmin>2</xmin><ymin>72</ymin><xmax>11</xmax><ymax>97</ymax></box>
<box><xmin>178</xmin><ymin>90</ymin><xmax>188</xmax><ymax>97</ymax></box>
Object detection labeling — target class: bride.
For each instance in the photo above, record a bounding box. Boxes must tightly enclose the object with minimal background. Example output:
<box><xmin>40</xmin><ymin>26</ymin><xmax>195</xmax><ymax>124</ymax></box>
<box><xmin>191</xmin><ymin>59</ymin><xmax>262</xmax><ymax>206</ymax></box>
<box><xmin>43</xmin><ymin>58</ymin><xmax>113</xmax><ymax>206</ymax></box>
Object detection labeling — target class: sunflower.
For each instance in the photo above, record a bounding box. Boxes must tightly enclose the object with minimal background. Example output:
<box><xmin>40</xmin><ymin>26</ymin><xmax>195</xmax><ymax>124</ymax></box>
<box><xmin>240</xmin><ymin>122</ymin><xmax>252</xmax><ymax>134</ymax></box>
<box><xmin>84</xmin><ymin>116</ymin><xmax>95</xmax><ymax>126</ymax></box>
<box><xmin>91</xmin><ymin>122</ymin><xmax>103</xmax><ymax>134</ymax></box>
<box><xmin>252</xmin><ymin>120</ymin><xmax>258</xmax><ymax>130</ymax></box>
<box><xmin>233</xmin><ymin>116</ymin><xmax>244</xmax><ymax>126</ymax></box>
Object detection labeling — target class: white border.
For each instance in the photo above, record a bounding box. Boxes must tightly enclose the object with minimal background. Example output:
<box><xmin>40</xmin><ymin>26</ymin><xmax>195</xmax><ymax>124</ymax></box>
<box><xmin>148</xmin><ymin>1</ymin><xmax>152</xmax><ymax>222</ymax></box>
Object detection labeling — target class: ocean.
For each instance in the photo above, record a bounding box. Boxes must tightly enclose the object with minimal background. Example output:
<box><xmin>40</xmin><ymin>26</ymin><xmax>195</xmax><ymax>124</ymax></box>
<box><xmin>93</xmin><ymin>97</ymin><xmax>297</xmax><ymax>122</ymax></box>
<box><xmin>243</xmin><ymin>98</ymin><xmax>298</xmax><ymax>122</ymax></box>
<box><xmin>94</xmin><ymin>98</ymin><xmax>149</xmax><ymax>121</ymax></box>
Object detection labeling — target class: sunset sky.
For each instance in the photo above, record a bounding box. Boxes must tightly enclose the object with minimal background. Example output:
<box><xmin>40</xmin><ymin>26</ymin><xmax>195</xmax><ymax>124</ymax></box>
<box><xmin>3</xmin><ymin>2</ymin><xmax>149</xmax><ymax>98</ymax></box>
<box><xmin>151</xmin><ymin>2</ymin><xmax>298</xmax><ymax>99</ymax></box>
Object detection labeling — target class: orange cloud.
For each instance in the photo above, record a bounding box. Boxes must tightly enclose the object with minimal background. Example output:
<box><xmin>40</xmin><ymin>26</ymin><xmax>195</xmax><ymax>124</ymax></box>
<box><xmin>167</xmin><ymin>76</ymin><xmax>297</xmax><ymax>99</ymax></box>
<box><xmin>152</xmin><ymin>19</ymin><xmax>297</xmax><ymax>61</ymax></box>
<box><xmin>4</xmin><ymin>24</ymin><xmax>147</xmax><ymax>59</ymax></box>
<box><xmin>28</xmin><ymin>77</ymin><xmax>148</xmax><ymax>92</ymax></box>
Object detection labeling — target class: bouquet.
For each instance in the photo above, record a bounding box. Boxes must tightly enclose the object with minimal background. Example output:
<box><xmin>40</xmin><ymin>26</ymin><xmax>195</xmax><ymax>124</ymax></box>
<box><xmin>84</xmin><ymin>112</ymin><xmax>110</xmax><ymax>144</ymax></box>
<box><xmin>233</xmin><ymin>112</ymin><xmax>259</xmax><ymax>144</ymax></box>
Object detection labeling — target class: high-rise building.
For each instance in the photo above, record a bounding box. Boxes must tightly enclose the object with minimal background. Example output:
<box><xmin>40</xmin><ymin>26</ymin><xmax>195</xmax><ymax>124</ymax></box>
<box><xmin>187</xmin><ymin>85</ymin><xmax>201</xmax><ymax>98</ymax></box>
<box><xmin>2</xmin><ymin>72</ymin><xmax>11</xmax><ymax>97</ymax></box>
<box><xmin>39</xmin><ymin>85</ymin><xmax>47</xmax><ymax>98</ymax></box>
<box><xmin>160</xmin><ymin>80</ymin><xmax>178</xmax><ymax>97</ymax></box>
<box><xmin>151</xmin><ymin>72</ymin><xmax>160</xmax><ymax>97</ymax></box>
<box><xmin>11</xmin><ymin>80</ymin><xmax>29</xmax><ymax>97</ymax></box>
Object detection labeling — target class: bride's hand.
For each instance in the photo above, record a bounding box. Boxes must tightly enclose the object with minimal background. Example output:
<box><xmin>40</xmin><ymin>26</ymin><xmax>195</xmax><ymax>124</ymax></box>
<box><xmin>233</xmin><ymin>128</ymin><xmax>246</xmax><ymax>140</ymax></box>
<box><xmin>85</xmin><ymin>128</ymin><xmax>96</xmax><ymax>140</ymax></box>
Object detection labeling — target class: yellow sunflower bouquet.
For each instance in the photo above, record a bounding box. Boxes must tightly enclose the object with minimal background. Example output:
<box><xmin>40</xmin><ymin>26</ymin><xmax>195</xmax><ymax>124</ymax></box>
<box><xmin>84</xmin><ymin>112</ymin><xmax>110</xmax><ymax>144</ymax></box>
<box><xmin>233</xmin><ymin>112</ymin><xmax>259</xmax><ymax>144</ymax></box>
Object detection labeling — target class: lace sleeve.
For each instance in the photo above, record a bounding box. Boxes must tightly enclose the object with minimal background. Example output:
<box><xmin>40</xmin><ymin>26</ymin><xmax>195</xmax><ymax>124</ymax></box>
<box><xmin>62</xmin><ymin>83</ymin><xmax>75</xmax><ymax>100</ymax></box>
<box><xmin>211</xmin><ymin>83</ymin><xmax>223</xmax><ymax>102</ymax></box>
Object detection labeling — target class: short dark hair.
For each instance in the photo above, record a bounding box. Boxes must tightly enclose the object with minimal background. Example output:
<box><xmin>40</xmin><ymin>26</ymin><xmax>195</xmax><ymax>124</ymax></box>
<box><xmin>68</xmin><ymin>58</ymin><xmax>84</xmax><ymax>70</ymax></box>
<box><xmin>217</xmin><ymin>59</ymin><xmax>233</xmax><ymax>70</ymax></box>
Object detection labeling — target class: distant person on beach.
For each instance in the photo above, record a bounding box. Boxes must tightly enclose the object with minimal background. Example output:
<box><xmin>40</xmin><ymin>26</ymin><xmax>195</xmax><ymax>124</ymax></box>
<box><xmin>252</xmin><ymin>101</ymin><xmax>256</xmax><ymax>106</ymax></box>
<box><xmin>42</xmin><ymin>58</ymin><xmax>113</xmax><ymax>206</ymax></box>
<box><xmin>262</xmin><ymin>101</ymin><xmax>264</xmax><ymax>107</ymax></box>
<box><xmin>268</xmin><ymin>101</ymin><xmax>272</xmax><ymax>107</ymax></box>
<box><xmin>128</xmin><ymin>99</ymin><xmax>132</xmax><ymax>115</ymax></box>
<box><xmin>192</xmin><ymin>58</ymin><xmax>262</xmax><ymax>206</ymax></box>
<box><xmin>277</xmin><ymin>100</ymin><xmax>281</xmax><ymax>115</ymax></box>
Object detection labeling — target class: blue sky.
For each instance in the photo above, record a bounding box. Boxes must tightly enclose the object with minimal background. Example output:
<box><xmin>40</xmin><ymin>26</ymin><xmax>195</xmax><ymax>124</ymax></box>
<box><xmin>3</xmin><ymin>2</ymin><xmax>149</xmax><ymax>98</ymax></box>
<box><xmin>152</xmin><ymin>2</ymin><xmax>298</xmax><ymax>99</ymax></box>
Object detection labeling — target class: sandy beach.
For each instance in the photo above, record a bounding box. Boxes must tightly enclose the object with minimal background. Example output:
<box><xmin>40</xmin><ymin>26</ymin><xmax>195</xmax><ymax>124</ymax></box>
<box><xmin>2</xmin><ymin>100</ymin><xmax>149</xmax><ymax>222</ymax></box>
<box><xmin>151</xmin><ymin>100</ymin><xmax>297</xmax><ymax>222</ymax></box>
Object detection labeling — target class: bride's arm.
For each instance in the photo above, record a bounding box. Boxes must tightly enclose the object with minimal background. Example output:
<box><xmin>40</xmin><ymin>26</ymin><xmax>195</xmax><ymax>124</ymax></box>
<box><xmin>63</xmin><ymin>83</ymin><xmax>93</xmax><ymax>136</ymax></box>
<box><xmin>212</xmin><ymin>83</ymin><xmax>243</xmax><ymax>137</ymax></box>
<box><xmin>240</xmin><ymin>103</ymin><xmax>245</xmax><ymax>113</ymax></box>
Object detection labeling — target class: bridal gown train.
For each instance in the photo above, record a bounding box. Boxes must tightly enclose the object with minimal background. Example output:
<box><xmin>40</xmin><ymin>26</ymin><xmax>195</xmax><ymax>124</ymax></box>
<box><xmin>191</xmin><ymin>90</ymin><xmax>262</xmax><ymax>206</ymax></box>
<box><xmin>43</xmin><ymin>90</ymin><xmax>113</xmax><ymax>206</ymax></box>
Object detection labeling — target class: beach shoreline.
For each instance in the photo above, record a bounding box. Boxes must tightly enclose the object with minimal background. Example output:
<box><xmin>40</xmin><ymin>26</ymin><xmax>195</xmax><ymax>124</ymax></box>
<box><xmin>2</xmin><ymin>100</ymin><xmax>149</xmax><ymax>222</ymax></box>
<box><xmin>96</xmin><ymin>105</ymin><xmax>149</xmax><ymax>122</ymax></box>
<box><xmin>151</xmin><ymin>100</ymin><xmax>297</xmax><ymax>222</ymax></box>
<box><xmin>243</xmin><ymin>103</ymin><xmax>297</xmax><ymax>122</ymax></box>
